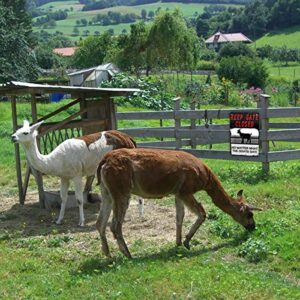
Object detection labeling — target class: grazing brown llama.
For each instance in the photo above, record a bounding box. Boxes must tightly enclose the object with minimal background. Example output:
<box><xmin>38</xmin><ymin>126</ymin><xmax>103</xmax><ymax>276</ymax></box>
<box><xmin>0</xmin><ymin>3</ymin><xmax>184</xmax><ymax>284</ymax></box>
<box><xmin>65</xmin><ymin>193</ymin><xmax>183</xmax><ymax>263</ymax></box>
<box><xmin>96</xmin><ymin>148</ymin><xmax>260</xmax><ymax>258</ymax></box>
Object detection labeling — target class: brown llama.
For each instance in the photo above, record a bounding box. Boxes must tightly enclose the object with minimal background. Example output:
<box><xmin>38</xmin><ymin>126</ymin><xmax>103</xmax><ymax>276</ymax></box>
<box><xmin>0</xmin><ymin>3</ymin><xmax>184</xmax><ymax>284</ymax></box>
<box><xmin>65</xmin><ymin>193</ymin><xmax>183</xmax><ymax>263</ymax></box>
<box><xmin>96</xmin><ymin>148</ymin><xmax>260</xmax><ymax>258</ymax></box>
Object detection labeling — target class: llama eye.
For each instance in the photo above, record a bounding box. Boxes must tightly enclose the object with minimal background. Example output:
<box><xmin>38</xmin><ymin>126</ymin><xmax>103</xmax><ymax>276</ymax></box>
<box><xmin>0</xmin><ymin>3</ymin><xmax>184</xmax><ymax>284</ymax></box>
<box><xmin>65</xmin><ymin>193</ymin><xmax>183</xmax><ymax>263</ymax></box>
<box><xmin>23</xmin><ymin>132</ymin><xmax>29</xmax><ymax>135</ymax></box>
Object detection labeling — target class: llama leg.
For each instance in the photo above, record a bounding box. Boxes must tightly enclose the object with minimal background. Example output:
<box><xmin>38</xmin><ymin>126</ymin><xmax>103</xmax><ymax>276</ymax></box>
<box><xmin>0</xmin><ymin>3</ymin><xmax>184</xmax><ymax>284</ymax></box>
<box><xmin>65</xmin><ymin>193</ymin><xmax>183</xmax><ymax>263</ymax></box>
<box><xmin>110</xmin><ymin>195</ymin><xmax>132</xmax><ymax>258</ymax></box>
<box><xmin>96</xmin><ymin>185</ymin><xmax>112</xmax><ymax>257</ymax></box>
<box><xmin>56</xmin><ymin>178</ymin><xmax>69</xmax><ymax>225</ymax></box>
<box><xmin>73</xmin><ymin>176</ymin><xmax>85</xmax><ymax>227</ymax></box>
<box><xmin>175</xmin><ymin>195</ymin><xmax>185</xmax><ymax>246</ymax></box>
<box><xmin>180</xmin><ymin>194</ymin><xmax>206</xmax><ymax>250</ymax></box>
<box><xmin>138</xmin><ymin>198</ymin><xmax>144</xmax><ymax>219</ymax></box>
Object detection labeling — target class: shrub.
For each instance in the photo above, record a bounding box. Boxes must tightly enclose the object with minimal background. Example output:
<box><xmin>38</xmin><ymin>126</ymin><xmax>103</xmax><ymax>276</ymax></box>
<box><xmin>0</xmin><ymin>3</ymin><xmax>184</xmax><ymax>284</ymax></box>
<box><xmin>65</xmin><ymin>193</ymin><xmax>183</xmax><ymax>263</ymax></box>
<box><xmin>101</xmin><ymin>73</ymin><xmax>175</xmax><ymax>110</ymax></box>
<box><xmin>218</xmin><ymin>43</ymin><xmax>256</xmax><ymax>59</ymax></box>
<box><xmin>217</xmin><ymin>56</ymin><xmax>268</xmax><ymax>88</ymax></box>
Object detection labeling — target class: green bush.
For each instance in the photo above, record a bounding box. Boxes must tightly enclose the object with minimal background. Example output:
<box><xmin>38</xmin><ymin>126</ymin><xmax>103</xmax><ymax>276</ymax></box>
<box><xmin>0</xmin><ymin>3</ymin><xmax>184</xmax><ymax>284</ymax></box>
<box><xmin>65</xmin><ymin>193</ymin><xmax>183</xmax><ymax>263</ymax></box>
<box><xmin>217</xmin><ymin>56</ymin><xmax>268</xmax><ymax>88</ymax></box>
<box><xmin>218</xmin><ymin>43</ymin><xmax>256</xmax><ymax>59</ymax></box>
<box><xmin>101</xmin><ymin>73</ymin><xmax>175</xmax><ymax>110</ymax></box>
<box><xmin>197</xmin><ymin>60</ymin><xmax>218</xmax><ymax>71</ymax></box>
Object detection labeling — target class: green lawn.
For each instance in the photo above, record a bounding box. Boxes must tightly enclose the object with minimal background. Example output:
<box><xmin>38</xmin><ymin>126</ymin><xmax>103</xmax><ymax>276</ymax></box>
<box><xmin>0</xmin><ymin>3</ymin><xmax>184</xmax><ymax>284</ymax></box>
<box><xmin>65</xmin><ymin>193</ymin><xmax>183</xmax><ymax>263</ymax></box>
<box><xmin>254</xmin><ymin>25</ymin><xmax>300</xmax><ymax>49</ymax></box>
<box><xmin>267</xmin><ymin>62</ymin><xmax>300</xmax><ymax>80</ymax></box>
<box><xmin>1</xmin><ymin>100</ymin><xmax>300</xmax><ymax>298</ymax></box>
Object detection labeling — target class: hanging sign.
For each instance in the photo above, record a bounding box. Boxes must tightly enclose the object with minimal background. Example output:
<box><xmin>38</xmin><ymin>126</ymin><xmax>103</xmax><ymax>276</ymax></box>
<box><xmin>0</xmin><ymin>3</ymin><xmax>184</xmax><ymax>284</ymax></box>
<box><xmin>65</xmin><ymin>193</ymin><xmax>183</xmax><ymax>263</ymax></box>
<box><xmin>230</xmin><ymin>112</ymin><xmax>260</xmax><ymax>156</ymax></box>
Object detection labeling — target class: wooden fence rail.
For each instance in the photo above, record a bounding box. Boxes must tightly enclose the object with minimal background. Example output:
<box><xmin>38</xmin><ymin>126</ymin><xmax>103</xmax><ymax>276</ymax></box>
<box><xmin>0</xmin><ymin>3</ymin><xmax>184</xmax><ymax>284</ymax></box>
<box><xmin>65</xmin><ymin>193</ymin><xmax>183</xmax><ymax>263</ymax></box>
<box><xmin>116</xmin><ymin>94</ymin><xmax>300</xmax><ymax>175</ymax></box>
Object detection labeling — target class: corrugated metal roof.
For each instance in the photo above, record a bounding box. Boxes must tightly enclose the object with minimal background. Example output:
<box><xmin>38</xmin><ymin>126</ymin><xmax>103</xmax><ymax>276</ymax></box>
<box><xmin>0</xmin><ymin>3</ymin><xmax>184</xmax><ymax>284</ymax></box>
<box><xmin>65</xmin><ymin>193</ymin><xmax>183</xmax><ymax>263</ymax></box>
<box><xmin>205</xmin><ymin>32</ymin><xmax>252</xmax><ymax>44</ymax></box>
<box><xmin>0</xmin><ymin>81</ymin><xmax>140</xmax><ymax>97</ymax></box>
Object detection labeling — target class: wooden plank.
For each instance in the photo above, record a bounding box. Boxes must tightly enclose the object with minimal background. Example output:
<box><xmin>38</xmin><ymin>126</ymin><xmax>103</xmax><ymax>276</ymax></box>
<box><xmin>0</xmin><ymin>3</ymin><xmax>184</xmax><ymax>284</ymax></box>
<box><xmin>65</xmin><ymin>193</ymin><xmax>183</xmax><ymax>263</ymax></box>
<box><xmin>268</xmin><ymin>129</ymin><xmax>300</xmax><ymax>141</ymax></box>
<box><xmin>268</xmin><ymin>150</ymin><xmax>300</xmax><ymax>162</ymax></box>
<box><xmin>184</xmin><ymin>149</ymin><xmax>263</xmax><ymax>162</ymax></box>
<box><xmin>39</xmin><ymin>107</ymin><xmax>89</xmax><ymax>137</ymax></box>
<box><xmin>116</xmin><ymin>111</ymin><xmax>174</xmax><ymax>120</ymax></box>
<box><xmin>11</xmin><ymin>96</ymin><xmax>24</xmax><ymax>204</ymax></box>
<box><xmin>270</xmin><ymin>123</ymin><xmax>300</xmax><ymax>129</ymax></box>
<box><xmin>137</xmin><ymin>140</ymin><xmax>190</xmax><ymax>148</ymax></box>
<box><xmin>268</xmin><ymin>107</ymin><xmax>300</xmax><ymax>118</ymax></box>
<box><xmin>37</xmin><ymin>98</ymin><xmax>81</xmax><ymax>123</ymax></box>
<box><xmin>119</xmin><ymin>128</ymin><xmax>175</xmax><ymax>138</ymax></box>
<box><xmin>40</xmin><ymin>119</ymin><xmax>106</xmax><ymax>131</ymax></box>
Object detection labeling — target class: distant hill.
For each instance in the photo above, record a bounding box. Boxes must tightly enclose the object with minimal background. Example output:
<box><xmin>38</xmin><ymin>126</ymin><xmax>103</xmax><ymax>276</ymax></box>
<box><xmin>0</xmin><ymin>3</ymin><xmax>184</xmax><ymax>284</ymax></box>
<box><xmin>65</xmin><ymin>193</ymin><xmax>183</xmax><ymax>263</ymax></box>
<box><xmin>32</xmin><ymin>1</ymin><xmax>243</xmax><ymax>39</ymax></box>
<box><xmin>254</xmin><ymin>26</ymin><xmax>300</xmax><ymax>50</ymax></box>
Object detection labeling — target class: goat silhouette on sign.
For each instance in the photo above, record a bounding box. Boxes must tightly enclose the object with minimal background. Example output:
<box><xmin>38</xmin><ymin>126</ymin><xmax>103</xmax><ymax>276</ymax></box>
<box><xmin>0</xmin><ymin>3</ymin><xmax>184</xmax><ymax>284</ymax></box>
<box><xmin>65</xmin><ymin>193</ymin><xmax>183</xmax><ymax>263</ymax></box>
<box><xmin>237</xmin><ymin>129</ymin><xmax>252</xmax><ymax>144</ymax></box>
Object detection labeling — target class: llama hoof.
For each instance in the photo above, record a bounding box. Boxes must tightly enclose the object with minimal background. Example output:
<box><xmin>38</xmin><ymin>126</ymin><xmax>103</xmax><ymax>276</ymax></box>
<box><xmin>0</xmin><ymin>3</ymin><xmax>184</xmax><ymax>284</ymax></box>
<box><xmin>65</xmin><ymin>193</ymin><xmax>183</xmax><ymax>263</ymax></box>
<box><xmin>183</xmin><ymin>240</ymin><xmax>190</xmax><ymax>250</ymax></box>
<box><xmin>78</xmin><ymin>221</ymin><xmax>85</xmax><ymax>227</ymax></box>
<box><xmin>56</xmin><ymin>219</ymin><xmax>63</xmax><ymax>225</ymax></box>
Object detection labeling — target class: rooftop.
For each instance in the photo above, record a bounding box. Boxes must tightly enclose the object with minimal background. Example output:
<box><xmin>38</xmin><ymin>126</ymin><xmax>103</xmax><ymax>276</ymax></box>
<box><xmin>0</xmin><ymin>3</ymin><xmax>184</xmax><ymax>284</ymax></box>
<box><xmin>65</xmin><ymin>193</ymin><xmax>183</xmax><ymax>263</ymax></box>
<box><xmin>205</xmin><ymin>32</ymin><xmax>252</xmax><ymax>44</ymax></box>
<box><xmin>53</xmin><ymin>47</ymin><xmax>77</xmax><ymax>57</ymax></box>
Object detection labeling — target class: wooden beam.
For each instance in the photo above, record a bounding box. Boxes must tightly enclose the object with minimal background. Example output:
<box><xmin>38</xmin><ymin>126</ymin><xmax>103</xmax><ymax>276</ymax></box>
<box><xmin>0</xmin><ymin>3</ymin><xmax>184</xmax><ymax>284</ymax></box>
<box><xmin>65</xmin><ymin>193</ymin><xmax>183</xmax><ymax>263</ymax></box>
<box><xmin>39</xmin><ymin>107</ymin><xmax>89</xmax><ymax>137</ymax></box>
<box><xmin>36</xmin><ymin>98</ymin><xmax>81</xmax><ymax>123</ymax></box>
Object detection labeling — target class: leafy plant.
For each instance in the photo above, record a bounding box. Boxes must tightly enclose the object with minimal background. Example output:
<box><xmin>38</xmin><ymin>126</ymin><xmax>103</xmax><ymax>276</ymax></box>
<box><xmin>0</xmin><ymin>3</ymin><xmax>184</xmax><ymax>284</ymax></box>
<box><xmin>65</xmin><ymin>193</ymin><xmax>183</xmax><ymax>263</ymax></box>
<box><xmin>238</xmin><ymin>238</ymin><xmax>269</xmax><ymax>263</ymax></box>
<box><xmin>101</xmin><ymin>73</ymin><xmax>175</xmax><ymax>110</ymax></box>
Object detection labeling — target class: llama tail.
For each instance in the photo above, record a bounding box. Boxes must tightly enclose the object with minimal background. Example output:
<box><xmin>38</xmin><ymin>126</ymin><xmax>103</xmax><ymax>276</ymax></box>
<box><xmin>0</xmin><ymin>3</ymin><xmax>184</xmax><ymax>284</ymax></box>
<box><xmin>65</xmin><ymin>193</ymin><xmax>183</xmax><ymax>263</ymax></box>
<box><xmin>96</xmin><ymin>156</ymin><xmax>108</xmax><ymax>185</ymax></box>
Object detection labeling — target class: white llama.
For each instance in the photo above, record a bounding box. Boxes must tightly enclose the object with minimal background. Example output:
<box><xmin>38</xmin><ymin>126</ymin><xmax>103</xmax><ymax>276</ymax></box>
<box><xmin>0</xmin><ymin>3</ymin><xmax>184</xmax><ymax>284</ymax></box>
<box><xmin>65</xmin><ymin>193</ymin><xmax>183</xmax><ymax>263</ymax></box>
<box><xmin>11</xmin><ymin>120</ymin><xmax>138</xmax><ymax>226</ymax></box>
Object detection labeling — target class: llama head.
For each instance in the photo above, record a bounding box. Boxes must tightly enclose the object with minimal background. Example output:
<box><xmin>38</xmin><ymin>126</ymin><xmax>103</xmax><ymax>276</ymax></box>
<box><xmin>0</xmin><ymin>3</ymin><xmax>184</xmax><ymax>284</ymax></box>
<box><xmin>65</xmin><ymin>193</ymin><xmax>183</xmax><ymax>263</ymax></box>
<box><xmin>231</xmin><ymin>190</ymin><xmax>261</xmax><ymax>231</ymax></box>
<box><xmin>11</xmin><ymin>120</ymin><xmax>44</xmax><ymax>144</ymax></box>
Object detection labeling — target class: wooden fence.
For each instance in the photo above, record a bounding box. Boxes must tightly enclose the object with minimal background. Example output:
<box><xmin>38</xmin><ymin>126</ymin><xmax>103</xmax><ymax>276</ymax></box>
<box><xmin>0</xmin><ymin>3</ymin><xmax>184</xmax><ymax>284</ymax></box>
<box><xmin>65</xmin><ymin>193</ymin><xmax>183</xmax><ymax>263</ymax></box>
<box><xmin>116</xmin><ymin>95</ymin><xmax>300</xmax><ymax>175</ymax></box>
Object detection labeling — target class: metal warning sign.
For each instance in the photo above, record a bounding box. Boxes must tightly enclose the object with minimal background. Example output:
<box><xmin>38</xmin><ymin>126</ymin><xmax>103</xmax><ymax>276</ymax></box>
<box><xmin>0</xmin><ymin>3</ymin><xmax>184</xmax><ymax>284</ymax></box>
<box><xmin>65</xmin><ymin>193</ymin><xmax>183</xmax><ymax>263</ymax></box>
<box><xmin>230</xmin><ymin>112</ymin><xmax>260</xmax><ymax>156</ymax></box>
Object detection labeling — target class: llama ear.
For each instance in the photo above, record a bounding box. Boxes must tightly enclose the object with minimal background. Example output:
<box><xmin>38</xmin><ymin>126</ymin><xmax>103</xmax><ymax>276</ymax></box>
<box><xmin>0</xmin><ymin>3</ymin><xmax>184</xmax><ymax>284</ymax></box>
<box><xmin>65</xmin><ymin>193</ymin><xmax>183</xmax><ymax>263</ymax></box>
<box><xmin>30</xmin><ymin>120</ymin><xmax>44</xmax><ymax>133</ymax></box>
<box><xmin>237</xmin><ymin>189</ymin><xmax>244</xmax><ymax>199</ymax></box>
<box><xmin>247</xmin><ymin>204</ymin><xmax>263</xmax><ymax>211</ymax></box>
<box><xmin>23</xmin><ymin>120</ymin><xmax>30</xmax><ymax>128</ymax></box>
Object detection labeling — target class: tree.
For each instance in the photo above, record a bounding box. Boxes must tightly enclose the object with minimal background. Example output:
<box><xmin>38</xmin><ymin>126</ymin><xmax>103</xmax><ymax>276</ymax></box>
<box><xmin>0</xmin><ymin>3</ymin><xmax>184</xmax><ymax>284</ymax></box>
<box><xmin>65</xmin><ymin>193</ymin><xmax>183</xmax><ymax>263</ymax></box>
<box><xmin>72</xmin><ymin>32</ymin><xmax>112</xmax><ymax>68</ymax></box>
<box><xmin>81</xmin><ymin>18</ymin><xmax>88</xmax><ymax>26</ymax></box>
<box><xmin>147</xmin><ymin>10</ymin><xmax>200</xmax><ymax>71</ymax></box>
<box><xmin>0</xmin><ymin>0</ymin><xmax>38</xmax><ymax>82</ymax></box>
<box><xmin>217</xmin><ymin>56</ymin><xmax>268</xmax><ymax>88</ymax></box>
<box><xmin>148</xmin><ymin>10</ymin><xmax>154</xmax><ymax>19</ymax></box>
<box><xmin>141</xmin><ymin>9</ymin><xmax>147</xmax><ymax>20</ymax></box>
<box><xmin>195</xmin><ymin>18</ymin><xmax>209</xmax><ymax>38</ymax></box>
<box><xmin>72</xmin><ymin>27</ymin><xmax>80</xmax><ymax>36</ymax></box>
<box><xmin>218</xmin><ymin>43</ymin><xmax>256</xmax><ymax>59</ymax></box>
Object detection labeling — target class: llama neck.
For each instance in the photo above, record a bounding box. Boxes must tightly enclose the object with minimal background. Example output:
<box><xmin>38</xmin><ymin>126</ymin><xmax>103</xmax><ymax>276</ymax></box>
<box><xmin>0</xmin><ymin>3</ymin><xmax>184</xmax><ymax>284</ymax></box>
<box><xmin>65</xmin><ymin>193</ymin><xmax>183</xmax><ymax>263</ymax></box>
<box><xmin>205</xmin><ymin>173</ymin><xmax>236</xmax><ymax>216</ymax></box>
<box><xmin>22</xmin><ymin>138</ymin><xmax>50</xmax><ymax>173</ymax></box>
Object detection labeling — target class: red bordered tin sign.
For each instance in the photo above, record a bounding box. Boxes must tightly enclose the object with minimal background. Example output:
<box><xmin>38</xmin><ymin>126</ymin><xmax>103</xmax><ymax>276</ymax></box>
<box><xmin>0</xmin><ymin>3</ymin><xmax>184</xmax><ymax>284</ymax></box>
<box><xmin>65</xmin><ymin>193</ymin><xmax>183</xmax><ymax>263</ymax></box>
<box><xmin>230</xmin><ymin>112</ymin><xmax>260</xmax><ymax>156</ymax></box>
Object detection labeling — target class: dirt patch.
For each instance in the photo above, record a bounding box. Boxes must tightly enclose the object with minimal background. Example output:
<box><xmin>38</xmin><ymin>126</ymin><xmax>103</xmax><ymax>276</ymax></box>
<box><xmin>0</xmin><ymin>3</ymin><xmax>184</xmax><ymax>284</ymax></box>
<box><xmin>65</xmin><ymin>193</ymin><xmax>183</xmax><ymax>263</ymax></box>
<box><xmin>0</xmin><ymin>192</ymin><xmax>195</xmax><ymax>244</ymax></box>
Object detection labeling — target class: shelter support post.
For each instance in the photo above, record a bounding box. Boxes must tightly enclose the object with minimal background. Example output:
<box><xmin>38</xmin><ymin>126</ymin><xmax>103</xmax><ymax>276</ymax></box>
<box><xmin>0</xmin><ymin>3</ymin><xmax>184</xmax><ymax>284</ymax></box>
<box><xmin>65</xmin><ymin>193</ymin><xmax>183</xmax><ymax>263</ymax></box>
<box><xmin>258</xmin><ymin>94</ymin><xmax>270</xmax><ymax>176</ymax></box>
<box><xmin>31</xmin><ymin>93</ymin><xmax>45</xmax><ymax>208</ymax></box>
<box><xmin>11</xmin><ymin>96</ymin><xmax>24</xmax><ymax>204</ymax></box>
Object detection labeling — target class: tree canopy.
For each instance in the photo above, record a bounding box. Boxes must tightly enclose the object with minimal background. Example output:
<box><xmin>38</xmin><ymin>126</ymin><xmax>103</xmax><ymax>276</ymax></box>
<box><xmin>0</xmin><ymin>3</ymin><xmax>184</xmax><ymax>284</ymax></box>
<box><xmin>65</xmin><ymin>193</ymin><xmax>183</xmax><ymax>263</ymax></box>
<box><xmin>0</xmin><ymin>0</ymin><xmax>38</xmax><ymax>83</ymax></box>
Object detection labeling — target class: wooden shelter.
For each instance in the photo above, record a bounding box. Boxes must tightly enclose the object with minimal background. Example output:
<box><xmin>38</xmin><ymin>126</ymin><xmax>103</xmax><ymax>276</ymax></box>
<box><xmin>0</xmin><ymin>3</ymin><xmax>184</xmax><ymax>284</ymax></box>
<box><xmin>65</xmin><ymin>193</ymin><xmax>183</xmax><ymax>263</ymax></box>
<box><xmin>0</xmin><ymin>81</ymin><xmax>139</xmax><ymax>208</ymax></box>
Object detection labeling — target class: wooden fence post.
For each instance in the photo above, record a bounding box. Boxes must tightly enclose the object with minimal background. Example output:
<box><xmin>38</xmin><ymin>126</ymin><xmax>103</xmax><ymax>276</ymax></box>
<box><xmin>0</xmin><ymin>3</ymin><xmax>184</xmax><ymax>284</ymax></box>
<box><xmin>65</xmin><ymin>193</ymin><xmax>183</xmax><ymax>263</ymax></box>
<box><xmin>257</xmin><ymin>94</ymin><xmax>270</xmax><ymax>176</ymax></box>
<box><xmin>190</xmin><ymin>100</ymin><xmax>196</xmax><ymax>149</ymax></box>
<box><xmin>11</xmin><ymin>96</ymin><xmax>24</xmax><ymax>204</ymax></box>
<box><xmin>174</xmin><ymin>97</ymin><xmax>181</xmax><ymax>149</ymax></box>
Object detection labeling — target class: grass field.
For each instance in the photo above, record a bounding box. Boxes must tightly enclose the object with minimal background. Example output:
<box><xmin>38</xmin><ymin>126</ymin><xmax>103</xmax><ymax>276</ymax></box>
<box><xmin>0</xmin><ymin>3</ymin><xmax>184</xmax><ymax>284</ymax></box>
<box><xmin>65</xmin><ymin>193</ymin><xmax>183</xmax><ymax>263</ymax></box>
<box><xmin>254</xmin><ymin>25</ymin><xmax>300</xmax><ymax>50</ymax></box>
<box><xmin>265</xmin><ymin>61</ymin><xmax>300</xmax><ymax>81</ymax></box>
<box><xmin>0</xmin><ymin>99</ymin><xmax>300</xmax><ymax>298</ymax></box>
<box><xmin>34</xmin><ymin>1</ymin><xmax>240</xmax><ymax>38</ymax></box>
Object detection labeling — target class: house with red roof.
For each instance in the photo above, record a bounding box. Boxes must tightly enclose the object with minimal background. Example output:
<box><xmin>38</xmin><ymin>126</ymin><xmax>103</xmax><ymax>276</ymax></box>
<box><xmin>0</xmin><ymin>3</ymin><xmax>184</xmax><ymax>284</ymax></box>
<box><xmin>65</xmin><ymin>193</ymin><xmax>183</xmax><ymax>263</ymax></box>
<box><xmin>53</xmin><ymin>47</ymin><xmax>77</xmax><ymax>57</ymax></box>
<box><xmin>205</xmin><ymin>32</ymin><xmax>252</xmax><ymax>50</ymax></box>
